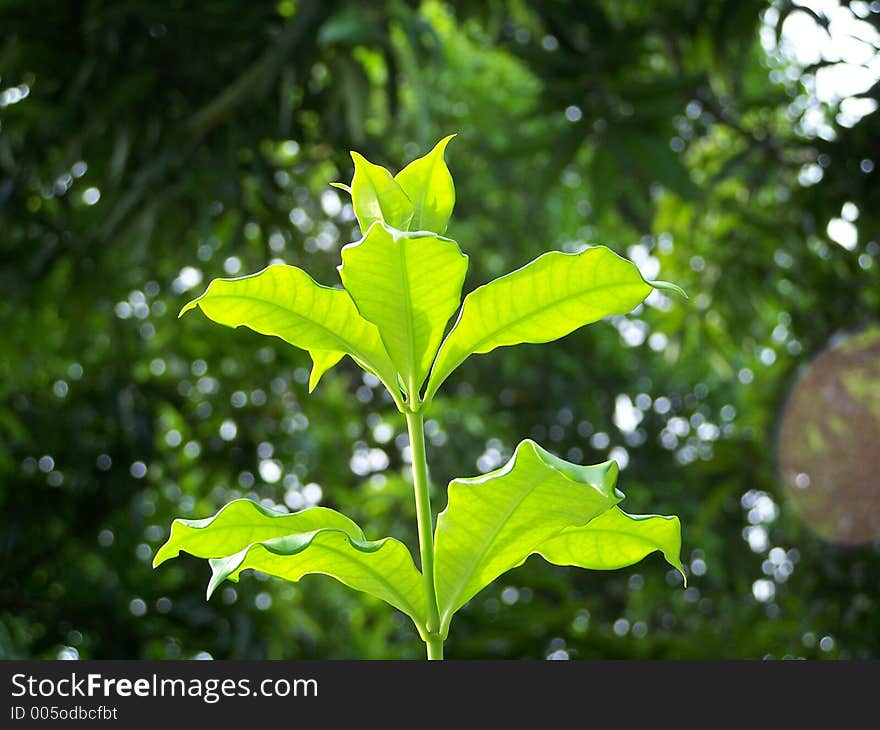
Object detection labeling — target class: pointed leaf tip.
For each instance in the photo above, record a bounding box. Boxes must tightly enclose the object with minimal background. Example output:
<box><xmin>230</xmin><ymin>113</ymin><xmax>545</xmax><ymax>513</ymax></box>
<box><xmin>207</xmin><ymin>555</ymin><xmax>243</xmax><ymax>599</ymax></box>
<box><xmin>178</xmin><ymin>299</ymin><xmax>199</xmax><ymax>318</ymax></box>
<box><xmin>432</xmin><ymin>133</ymin><xmax>457</xmax><ymax>152</ymax></box>
<box><xmin>649</xmin><ymin>279</ymin><xmax>688</xmax><ymax>299</ymax></box>
<box><xmin>308</xmin><ymin>350</ymin><xmax>344</xmax><ymax>393</ymax></box>
<box><xmin>395</xmin><ymin>135</ymin><xmax>457</xmax><ymax>233</ymax></box>
<box><xmin>329</xmin><ymin>181</ymin><xmax>352</xmax><ymax>194</ymax></box>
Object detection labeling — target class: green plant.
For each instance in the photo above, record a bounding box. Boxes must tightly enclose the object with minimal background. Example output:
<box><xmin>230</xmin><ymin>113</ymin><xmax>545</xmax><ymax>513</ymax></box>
<box><xmin>154</xmin><ymin>136</ymin><xmax>687</xmax><ymax>660</ymax></box>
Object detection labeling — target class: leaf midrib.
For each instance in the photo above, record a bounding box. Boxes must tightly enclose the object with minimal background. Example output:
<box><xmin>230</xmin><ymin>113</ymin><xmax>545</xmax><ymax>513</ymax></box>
<box><xmin>394</xmin><ymin>238</ymin><xmax>419</xmax><ymax>388</ymax></box>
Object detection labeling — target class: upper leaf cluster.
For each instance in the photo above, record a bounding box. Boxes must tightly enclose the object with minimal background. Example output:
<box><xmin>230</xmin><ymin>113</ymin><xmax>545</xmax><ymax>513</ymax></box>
<box><xmin>180</xmin><ymin>135</ymin><xmax>685</xmax><ymax>413</ymax></box>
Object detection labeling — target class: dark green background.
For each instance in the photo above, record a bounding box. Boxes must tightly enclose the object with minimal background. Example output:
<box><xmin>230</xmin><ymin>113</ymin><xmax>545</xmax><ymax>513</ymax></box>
<box><xmin>2</xmin><ymin>0</ymin><xmax>879</xmax><ymax>659</ymax></box>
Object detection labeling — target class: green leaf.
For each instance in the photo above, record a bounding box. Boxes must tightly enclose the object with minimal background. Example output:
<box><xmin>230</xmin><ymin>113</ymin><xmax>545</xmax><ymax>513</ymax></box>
<box><xmin>152</xmin><ymin>499</ymin><xmax>364</xmax><ymax>567</ymax></box>
<box><xmin>537</xmin><ymin>507</ymin><xmax>686</xmax><ymax>581</ymax></box>
<box><xmin>308</xmin><ymin>349</ymin><xmax>344</xmax><ymax>393</ymax></box>
<box><xmin>208</xmin><ymin>529</ymin><xmax>428</xmax><ymax>629</ymax></box>
<box><xmin>349</xmin><ymin>151</ymin><xmax>413</xmax><ymax>232</ymax></box>
<box><xmin>179</xmin><ymin>264</ymin><xmax>402</xmax><ymax>405</ymax></box>
<box><xmin>425</xmin><ymin>245</ymin><xmax>680</xmax><ymax>399</ymax></box>
<box><xmin>394</xmin><ymin>134</ymin><xmax>456</xmax><ymax>233</ymax></box>
<box><xmin>338</xmin><ymin>221</ymin><xmax>468</xmax><ymax>396</ymax></box>
<box><xmin>433</xmin><ymin>440</ymin><xmax>622</xmax><ymax>635</ymax></box>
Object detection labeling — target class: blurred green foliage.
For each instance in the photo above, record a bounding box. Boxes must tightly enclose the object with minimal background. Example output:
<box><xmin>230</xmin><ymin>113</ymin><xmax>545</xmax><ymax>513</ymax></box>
<box><xmin>1</xmin><ymin>0</ymin><xmax>879</xmax><ymax>659</ymax></box>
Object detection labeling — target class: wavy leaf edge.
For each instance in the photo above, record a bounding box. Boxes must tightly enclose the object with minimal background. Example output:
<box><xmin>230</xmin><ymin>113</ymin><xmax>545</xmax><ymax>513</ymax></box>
<box><xmin>152</xmin><ymin>499</ymin><xmax>364</xmax><ymax>568</ymax></box>
<box><xmin>537</xmin><ymin>508</ymin><xmax>687</xmax><ymax>584</ymax></box>
<box><xmin>206</xmin><ymin>528</ymin><xmax>428</xmax><ymax>627</ymax></box>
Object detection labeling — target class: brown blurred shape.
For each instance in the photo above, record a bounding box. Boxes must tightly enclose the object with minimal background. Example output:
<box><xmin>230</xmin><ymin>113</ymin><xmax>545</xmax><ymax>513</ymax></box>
<box><xmin>779</xmin><ymin>328</ymin><xmax>880</xmax><ymax>544</ymax></box>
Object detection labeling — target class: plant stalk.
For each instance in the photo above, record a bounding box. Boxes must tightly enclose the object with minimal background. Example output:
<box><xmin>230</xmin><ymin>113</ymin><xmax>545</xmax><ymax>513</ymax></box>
<box><xmin>426</xmin><ymin>634</ymin><xmax>444</xmax><ymax>660</ymax></box>
<box><xmin>405</xmin><ymin>410</ymin><xmax>443</xmax><ymax>660</ymax></box>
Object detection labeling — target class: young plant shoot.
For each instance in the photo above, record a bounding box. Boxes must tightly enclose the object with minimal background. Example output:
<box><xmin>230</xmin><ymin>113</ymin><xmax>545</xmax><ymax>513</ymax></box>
<box><xmin>155</xmin><ymin>136</ymin><xmax>687</xmax><ymax>660</ymax></box>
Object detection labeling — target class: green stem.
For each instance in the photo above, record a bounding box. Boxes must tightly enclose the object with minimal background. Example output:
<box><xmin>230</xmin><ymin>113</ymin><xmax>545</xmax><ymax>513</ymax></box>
<box><xmin>405</xmin><ymin>410</ymin><xmax>443</xmax><ymax>660</ymax></box>
<box><xmin>426</xmin><ymin>634</ymin><xmax>443</xmax><ymax>660</ymax></box>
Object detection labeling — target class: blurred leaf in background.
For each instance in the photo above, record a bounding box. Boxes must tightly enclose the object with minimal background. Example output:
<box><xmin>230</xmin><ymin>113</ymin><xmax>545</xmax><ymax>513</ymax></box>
<box><xmin>1</xmin><ymin>0</ymin><xmax>879</xmax><ymax>659</ymax></box>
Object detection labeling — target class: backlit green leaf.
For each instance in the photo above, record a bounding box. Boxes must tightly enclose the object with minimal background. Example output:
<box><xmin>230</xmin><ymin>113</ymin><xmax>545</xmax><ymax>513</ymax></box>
<box><xmin>394</xmin><ymin>134</ymin><xmax>456</xmax><ymax>233</ymax></box>
<box><xmin>425</xmin><ymin>245</ymin><xmax>684</xmax><ymax>399</ymax></box>
<box><xmin>339</xmin><ymin>221</ymin><xmax>468</xmax><ymax>396</ymax></box>
<box><xmin>349</xmin><ymin>151</ymin><xmax>413</xmax><ymax>232</ymax></box>
<box><xmin>208</xmin><ymin>529</ymin><xmax>428</xmax><ymax>628</ymax></box>
<box><xmin>308</xmin><ymin>349</ymin><xmax>345</xmax><ymax>393</ymax></box>
<box><xmin>537</xmin><ymin>507</ymin><xmax>685</xmax><ymax>581</ymax></box>
<box><xmin>179</xmin><ymin>264</ymin><xmax>402</xmax><ymax>405</ymax></box>
<box><xmin>433</xmin><ymin>440</ymin><xmax>621</xmax><ymax>635</ymax></box>
<box><xmin>152</xmin><ymin>499</ymin><xmax>363</xmax><ymax>567</ymax></box>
